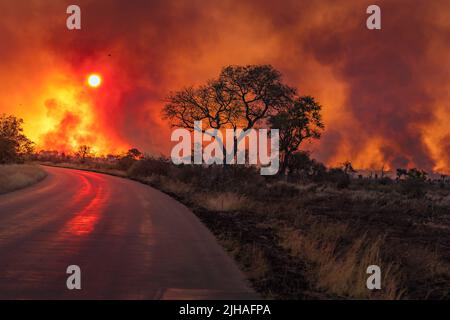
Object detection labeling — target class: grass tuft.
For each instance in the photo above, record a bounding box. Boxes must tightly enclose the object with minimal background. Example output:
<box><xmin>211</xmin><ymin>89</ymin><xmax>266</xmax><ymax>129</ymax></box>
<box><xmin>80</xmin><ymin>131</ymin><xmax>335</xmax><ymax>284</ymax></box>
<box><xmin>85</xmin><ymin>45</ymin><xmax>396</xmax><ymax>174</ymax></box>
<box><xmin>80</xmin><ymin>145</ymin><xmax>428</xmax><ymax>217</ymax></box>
<box><xmin>0</xmin><ymin>164</ymin><xmax>47</xmax><ymax>194</ymax></box>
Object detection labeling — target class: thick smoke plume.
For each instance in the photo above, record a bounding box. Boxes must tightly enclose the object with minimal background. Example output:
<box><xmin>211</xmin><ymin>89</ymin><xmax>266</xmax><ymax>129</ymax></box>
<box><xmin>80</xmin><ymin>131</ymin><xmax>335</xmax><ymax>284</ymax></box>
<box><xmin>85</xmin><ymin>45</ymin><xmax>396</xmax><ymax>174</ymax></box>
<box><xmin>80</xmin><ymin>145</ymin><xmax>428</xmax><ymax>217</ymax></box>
<box><xmin>0</xmin><ymin>0</ymin><xmax>448</xmax><ymax>172</ymax></box>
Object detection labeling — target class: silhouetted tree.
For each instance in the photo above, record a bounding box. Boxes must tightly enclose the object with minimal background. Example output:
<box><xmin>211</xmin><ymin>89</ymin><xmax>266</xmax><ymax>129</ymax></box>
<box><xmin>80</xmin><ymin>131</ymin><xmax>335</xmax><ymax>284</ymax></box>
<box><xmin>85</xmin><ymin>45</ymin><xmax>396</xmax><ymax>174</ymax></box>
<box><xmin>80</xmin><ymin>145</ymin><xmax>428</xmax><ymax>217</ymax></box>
<box><xmin>163</xmin><ymin>65</ymin><xmax>294</xmax><ymax>161</ymax></box>
<box><xmin>126</xmin><ymin>148</ymin><xmax>143</xmax><ymax>160</ymax></box>
<box><xmin>396</xmin><ymin>168</ymin><xmax>407</xmax><ymax>180</ymax></box>
<box><xmin>0</xmin><ymin>114</ymin><xmax>34</xmax><ymax>163</ymax></box>
<box><xmin>438</xmin><ymin>174</ymin><xmax>449</xmax><ymax>188</ymax></box>
<box><xmin>380</xmin><ymin>164</ymin><xmax>386</xmax><ymax>178</ymax></box>
<box><xmin>407</xmin><ymin>168</ymin><xmax>427</xmax><ymax>180</ymax></box>
<box><xmin>401</xmin><ymin>168</ymin><xmax>428</xmax><ymax>198</ymax></box>
<box><xmin>327</xmin><ymin>167</ymin><xmax>351</xmax><ymax>189</ymax></box>
<box><xmin>268</xmin><ymin>96</ymin><xmax>324</xmax><ymax>175</ymax></box>
<box><xmin>76</xmin><ymin>145</ymin><xmax>91</xmax><ymax>163</ymax></box>
<box><xmin>342</xmin><ymin>161</ymin><xmax>356</xmax><ymax>175</ymax></box>
<box><xmin>287</xmin><ymin>151</ymin><xmax>313</xmax><ymax>178</ymax></box>
<box><xmin>115</xmin><ymin>148</ymin><xmax>144</xmax><ymax>170</ymax></box>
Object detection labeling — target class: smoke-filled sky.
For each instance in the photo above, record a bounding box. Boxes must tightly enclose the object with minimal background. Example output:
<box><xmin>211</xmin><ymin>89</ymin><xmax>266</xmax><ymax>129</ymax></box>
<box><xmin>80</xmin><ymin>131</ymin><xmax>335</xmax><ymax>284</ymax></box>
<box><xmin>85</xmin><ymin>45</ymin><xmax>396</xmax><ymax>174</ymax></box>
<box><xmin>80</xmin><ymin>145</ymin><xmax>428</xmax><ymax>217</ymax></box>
<box><xmin>0</xmin><ymin>0</ymin><xmax>449</xmax><ymax>172</ymax></box>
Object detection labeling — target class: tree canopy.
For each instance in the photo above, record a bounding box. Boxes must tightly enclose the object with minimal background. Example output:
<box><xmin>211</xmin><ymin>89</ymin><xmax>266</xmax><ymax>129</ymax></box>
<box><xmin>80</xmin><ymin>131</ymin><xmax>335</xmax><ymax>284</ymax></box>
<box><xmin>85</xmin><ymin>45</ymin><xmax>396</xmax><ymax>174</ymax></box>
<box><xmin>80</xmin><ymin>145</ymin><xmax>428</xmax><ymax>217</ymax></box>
<box><xmin>0</xmin><ymin>114</ymin><xmax>34</xmax><ymax>164</ymax></box>
<box><xmin>163</xmin><ymin>65</ymin><xmax>293</xmax><ymax>131</ymax></box>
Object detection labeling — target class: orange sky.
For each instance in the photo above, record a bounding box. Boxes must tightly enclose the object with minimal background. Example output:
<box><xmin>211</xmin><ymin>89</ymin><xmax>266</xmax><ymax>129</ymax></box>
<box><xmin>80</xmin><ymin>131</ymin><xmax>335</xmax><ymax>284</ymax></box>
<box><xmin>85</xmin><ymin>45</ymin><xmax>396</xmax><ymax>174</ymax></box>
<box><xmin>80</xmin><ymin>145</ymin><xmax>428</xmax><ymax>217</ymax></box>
<box><xmin>0</xmin><ymin>0</ymin><xmax>449</xmax><ymax>173</ymax></box>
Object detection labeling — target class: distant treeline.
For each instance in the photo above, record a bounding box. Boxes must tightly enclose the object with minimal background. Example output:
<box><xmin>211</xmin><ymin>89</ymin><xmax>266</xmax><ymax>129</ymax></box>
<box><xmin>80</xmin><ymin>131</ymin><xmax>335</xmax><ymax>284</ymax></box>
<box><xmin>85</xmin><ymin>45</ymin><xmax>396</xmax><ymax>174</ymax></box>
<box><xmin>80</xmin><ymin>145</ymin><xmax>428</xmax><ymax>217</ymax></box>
<box><xmin>35</xmin><ymin>146</ymin><xmax>450</xmax><ymax>198</ymax></box>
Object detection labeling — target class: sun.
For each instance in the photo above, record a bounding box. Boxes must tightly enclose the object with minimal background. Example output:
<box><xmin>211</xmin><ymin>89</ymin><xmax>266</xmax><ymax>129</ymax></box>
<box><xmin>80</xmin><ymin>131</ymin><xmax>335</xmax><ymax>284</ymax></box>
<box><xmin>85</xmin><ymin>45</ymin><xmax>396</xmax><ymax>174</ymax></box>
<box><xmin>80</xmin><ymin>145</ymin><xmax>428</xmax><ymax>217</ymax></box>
<box><xmin>87</xmin><ymin>74</ymin><xmax>102</xmax><ymax>88</ymax></box>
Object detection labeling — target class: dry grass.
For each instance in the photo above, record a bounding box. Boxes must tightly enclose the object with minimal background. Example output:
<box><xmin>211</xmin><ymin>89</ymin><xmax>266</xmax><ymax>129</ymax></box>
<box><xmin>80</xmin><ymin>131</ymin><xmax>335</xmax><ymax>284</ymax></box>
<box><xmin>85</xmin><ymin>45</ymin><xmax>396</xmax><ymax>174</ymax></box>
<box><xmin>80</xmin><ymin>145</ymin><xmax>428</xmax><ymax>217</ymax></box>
<box><xmin>222</xmin><ymin>239</ymin><xmax>271</xmax><ymax>281</ymax></box>
<box><xmin>117</xmin><ymin>164</ymin><xmax>450</xmax><ymax>299</ymax></box>
<box><xmin>348</xmin><ymin>189</ymin><xmax>384</xmax><ymax>202</ymax></box>
<box><xmin>430</xmin><ymin>194</ymin><xmax>450</xmax><ymax>207</ymax></box>
<box><xmin>404</xmin><ymin>246</ymin><xmax>450</xmax><ymax>280</ymax></box>
<box><xmin>280</xmin><ymin>224</ymin><xmax>405</xmax><ymax>299</ymax></box>
<box><xmin>244</xmin><ymin>243</ymin><xmax>271</xmax><ymax>280</ymax></box>
<box><xmin>158</xmin><ymin>176</ymin><xmax>193</xmax><ymax>195</ymax></box>
<box><xmin>194</xmin><ymin>191</ymin><xmax>252</xmax><ymax>212</ymax></box>
<box><xmin>0</xmin><ymin>164</ymin><xmax>47</xmax><ymax>194</ymax></box>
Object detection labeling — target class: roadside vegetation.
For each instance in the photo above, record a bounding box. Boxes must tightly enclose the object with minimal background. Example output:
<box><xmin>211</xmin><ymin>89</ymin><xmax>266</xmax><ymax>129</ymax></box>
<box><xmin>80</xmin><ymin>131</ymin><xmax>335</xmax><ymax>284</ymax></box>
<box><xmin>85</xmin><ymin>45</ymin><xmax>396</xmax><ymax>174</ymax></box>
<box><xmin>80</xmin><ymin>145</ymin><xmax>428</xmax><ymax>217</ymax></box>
<box><xmin>0</xmin><ymin>114</ymin><xmax>46</xmax><ymax>194</ymax></box>
<box><xmin>0</xmin><ymin>114</ymin><xmax>34</xmax><ymax>164</ymax></box>
<box><xmin>0</xmin><ymin>164</ymin><xmax>47</xmax><ymax>194</ymax></box>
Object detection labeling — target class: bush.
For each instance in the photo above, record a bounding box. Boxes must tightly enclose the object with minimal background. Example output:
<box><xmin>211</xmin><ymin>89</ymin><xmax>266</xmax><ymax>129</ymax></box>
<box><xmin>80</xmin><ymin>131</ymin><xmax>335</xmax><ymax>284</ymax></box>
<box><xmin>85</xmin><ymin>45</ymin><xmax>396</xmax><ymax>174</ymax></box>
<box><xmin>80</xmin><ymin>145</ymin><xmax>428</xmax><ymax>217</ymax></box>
<box><xmin>179</xmin><ymin>165</ymin><xmax>264</xmax><ymax>193</ymax></box>
<box><xmin>128</xmin><ymin>157</ymin><xmax>171</xmax><ymax>177</ymax></box>
<box><xmin>398</xmin><ymin>168</ymin><xmax>428</xmax><ymax>198</ymax></box>
<box><xmin>115</xmin><ymin>156</ymin><xmax>136</xmax><ymax>171</ymax></box>
<box><xmin>327</xmin><ymin>168</ymin><xmax>350</xmax><ymax>189</ymax></box>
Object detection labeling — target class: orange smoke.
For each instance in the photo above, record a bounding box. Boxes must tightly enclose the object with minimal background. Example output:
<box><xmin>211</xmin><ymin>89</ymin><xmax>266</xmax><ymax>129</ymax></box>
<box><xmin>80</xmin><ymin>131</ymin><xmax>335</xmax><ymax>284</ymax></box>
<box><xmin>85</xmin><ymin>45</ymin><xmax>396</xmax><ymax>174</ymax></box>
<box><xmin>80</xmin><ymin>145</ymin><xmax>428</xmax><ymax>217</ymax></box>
<box><xmin>0</xmin><ymin>0</ymin><xmax>448</xmax><ymax>172</ymax></box>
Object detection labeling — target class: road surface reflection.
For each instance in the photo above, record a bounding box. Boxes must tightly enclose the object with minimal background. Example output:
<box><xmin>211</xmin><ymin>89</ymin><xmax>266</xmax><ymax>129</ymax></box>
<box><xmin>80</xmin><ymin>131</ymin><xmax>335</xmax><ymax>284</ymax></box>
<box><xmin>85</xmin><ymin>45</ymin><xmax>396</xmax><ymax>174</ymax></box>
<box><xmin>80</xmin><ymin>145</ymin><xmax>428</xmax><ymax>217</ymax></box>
<box><xmin>63</xmin><ymin>172</ymin><xmax>108</xmax><ymax>236</ymax></box>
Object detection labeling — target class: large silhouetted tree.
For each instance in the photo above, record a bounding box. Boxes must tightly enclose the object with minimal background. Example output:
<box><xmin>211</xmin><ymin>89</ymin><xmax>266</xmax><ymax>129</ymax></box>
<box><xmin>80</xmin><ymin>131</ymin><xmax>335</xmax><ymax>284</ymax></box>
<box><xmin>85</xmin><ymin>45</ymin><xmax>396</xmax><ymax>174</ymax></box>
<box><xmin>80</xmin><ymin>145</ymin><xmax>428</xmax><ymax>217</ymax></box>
<box><xmin>0</xmin><ymin>114</ymin><xmax>34</xmax><ymax>164</ymax></box>
<box><xmin>163</xmin><ymin>65</ymin><xmax>324</xmax><ymax>171</ymax></box>
<box><xmin>268</xmin><ymin>96</ymin><xmax>324</xmax><ymax>175</ymax></box>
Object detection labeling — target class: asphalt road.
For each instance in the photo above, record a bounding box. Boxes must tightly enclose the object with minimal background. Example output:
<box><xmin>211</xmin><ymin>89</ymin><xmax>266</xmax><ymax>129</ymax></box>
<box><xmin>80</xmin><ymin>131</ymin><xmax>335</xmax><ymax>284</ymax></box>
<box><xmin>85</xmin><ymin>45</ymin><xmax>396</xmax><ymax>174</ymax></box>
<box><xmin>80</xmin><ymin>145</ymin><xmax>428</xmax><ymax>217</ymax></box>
<box><xmin>0</xmin><ymin>166</ymin><xmax>256</xmax><ymax>299</ymax></box>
